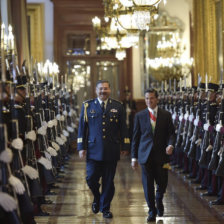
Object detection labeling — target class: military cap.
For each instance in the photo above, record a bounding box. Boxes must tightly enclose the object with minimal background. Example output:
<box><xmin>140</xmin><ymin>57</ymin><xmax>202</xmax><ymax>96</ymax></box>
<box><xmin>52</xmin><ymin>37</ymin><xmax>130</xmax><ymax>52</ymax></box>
<box><xmin>176</xmin><ymin>87</ymin><xmax>186</xmax><ymax>92</ymax></box>
<box><xmin>16</xmin><ymin>75</ymin><xmax>27</xmax><ymax>89</ymax></box>
<box><xmin>208</xmin><ymin>83</ymin><xmax>219</xmax><ymax>92</ymax></box>
<box><xmin>40</xmin><ymin>81</ymin><xmax>47</xmax><ymax>88</ymax></box>
<box><xmin>199</xmin><ymin>82</ymin><xmax>205</xmax><ymax>90</ymax></box>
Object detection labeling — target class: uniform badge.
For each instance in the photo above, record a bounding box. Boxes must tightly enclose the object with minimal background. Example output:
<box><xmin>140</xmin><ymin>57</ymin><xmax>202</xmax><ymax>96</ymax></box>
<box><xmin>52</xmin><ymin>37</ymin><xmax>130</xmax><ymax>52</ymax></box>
<box><xmin>77</xmin><ymin>138</ymin><xmax>83</xmax><ymax>143</ymax></box>
<box><xmin>90</xmin><ymin>109</ymin><xmax>96</xmax><ymax>114</ymax></box>
<box><xmin>110</xmin><ymin>109</ymin><xmax>118</xmax><ymax>113</ymax></box>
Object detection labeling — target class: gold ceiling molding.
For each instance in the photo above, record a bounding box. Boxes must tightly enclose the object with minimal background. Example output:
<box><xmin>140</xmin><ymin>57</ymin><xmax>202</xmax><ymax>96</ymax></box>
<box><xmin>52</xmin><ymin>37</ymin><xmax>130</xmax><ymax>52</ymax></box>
<box><xmin>27</xmin><ymin>3</ymin><xmax>44</xmax><ymax>62</ymax></box>
<box><xmin>193</xmin><ymin>0</ymin><xmax>219</xmax><ymax>85</ymax></box>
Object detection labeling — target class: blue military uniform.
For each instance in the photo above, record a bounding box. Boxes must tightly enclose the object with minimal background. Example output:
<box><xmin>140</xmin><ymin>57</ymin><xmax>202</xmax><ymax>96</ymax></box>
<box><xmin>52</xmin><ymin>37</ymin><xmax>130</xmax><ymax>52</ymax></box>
<box><xmin>77</xmin><ymin>98</ymin><xmax>130</xmax><ymax>160</ymax></box>
<box><xmin>77</xmin><ymin>97</ymin><xmax>130</xmax><ymax>213</ymax></box>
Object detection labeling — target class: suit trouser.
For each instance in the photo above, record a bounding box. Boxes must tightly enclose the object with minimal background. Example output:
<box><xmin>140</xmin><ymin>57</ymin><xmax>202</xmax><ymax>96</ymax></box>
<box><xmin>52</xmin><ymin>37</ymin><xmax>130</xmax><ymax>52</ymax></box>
<box><xmin>140</xmin><ymin>157</ymin><xmax>168</xmax><ymax>214</ymax></box>
<box><xmin>86</xmin><ymin>159</ymin><xmax>117</xmax><ymax>212</ymax></box>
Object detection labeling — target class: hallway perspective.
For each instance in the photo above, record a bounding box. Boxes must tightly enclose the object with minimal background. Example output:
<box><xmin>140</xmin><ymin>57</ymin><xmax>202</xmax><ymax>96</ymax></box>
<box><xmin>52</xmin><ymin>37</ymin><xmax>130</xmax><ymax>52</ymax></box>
<box><xmin>35</xmin><ymin>154</ymin><xmax>223</xmax><ymax>224</ymax></box>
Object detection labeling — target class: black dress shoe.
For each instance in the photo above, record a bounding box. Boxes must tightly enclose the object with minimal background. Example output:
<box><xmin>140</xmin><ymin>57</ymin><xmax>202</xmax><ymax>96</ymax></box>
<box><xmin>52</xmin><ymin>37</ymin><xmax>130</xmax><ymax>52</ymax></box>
<box><xmin>210</xmin><ymin>199</ymin><xmax>224</xmax><ymax>205</ymax></box>
<box><xmin>92</xmin><ymin>202</ymin><xmax>99</xmax><ymax>214</ymax></box>
<box><xmin>191</xmin><ymin>179</ymin><xmax>201</xmax><ymax>184</ymax></box>
<box><xmin>195</xmin><ymin>186</ymin><xmax>206</xmax><ymax>190</ymax></box>
<box><xmin>201</xmin><ymin>192</ymin><xmax>216</xmax><ymax>197</ymax></box>
<box><xmin>103</xmin><ymin>211</ymin><xmax>113</xmax><ymax>218</ymax></box>
<box><xmin>157</xmin><ymin>209</ymin><xmax>164</xmax><ymax>217</ymax></box>
<box><xmin>147</xmin><ymin>214</ymin><xmax>156</xmax><ymax>222</ymax></box>
<box><xmin>179</xmin><ymin>170</ymin><xmax>189</xmax><ymax>174</ymax></box>
<box><xmin>186</xmin><ymin>174</ymin><xmax>196</xmax><ymax>179</ymax></box>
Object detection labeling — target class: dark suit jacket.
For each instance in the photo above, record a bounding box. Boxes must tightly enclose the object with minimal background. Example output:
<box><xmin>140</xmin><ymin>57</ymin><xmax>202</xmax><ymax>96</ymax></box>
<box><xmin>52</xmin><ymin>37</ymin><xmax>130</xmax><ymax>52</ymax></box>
<box><xmin>131</xmin><ymin>107</ymin><xmax>175</xmax><ymax>165</ymax></box>
<box><xmin>77</xmin><ymin>98</ymin><xmax>130</xmax><ymax>161</ymax></box>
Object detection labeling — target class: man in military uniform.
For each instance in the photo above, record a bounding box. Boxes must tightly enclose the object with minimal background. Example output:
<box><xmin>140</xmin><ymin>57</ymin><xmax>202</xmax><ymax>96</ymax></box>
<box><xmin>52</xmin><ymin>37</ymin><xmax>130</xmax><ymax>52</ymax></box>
<box><xmin>77</xmin><ymin>80</ymin><xmax>130</xmax><ymax>219</ymax></box>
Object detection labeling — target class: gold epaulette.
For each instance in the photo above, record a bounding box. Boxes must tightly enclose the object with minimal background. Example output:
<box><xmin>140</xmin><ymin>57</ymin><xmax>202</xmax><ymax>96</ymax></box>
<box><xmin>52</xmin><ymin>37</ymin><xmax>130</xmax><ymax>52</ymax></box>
<box><xmin>109</xmin><ymin>98</ymin><xmax>122</xmax><ymax>104</ymax></box>
<box><xmin>83</xmin><ymin>99</ymin><xmax>93</xmax><ymax>104</ymax></box>
<box><xmin>84</xmin><ymin>102</ymin><xmax>88</xmax><ymax>122</ymax></box>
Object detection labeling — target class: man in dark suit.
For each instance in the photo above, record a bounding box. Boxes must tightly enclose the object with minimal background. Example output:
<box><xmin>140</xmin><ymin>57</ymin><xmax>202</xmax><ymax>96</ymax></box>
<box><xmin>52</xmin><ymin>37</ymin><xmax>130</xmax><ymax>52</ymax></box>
<box><xmin>77</xmin><ymin>80</ymin><xmax>130</xmax><ymax>219</ymax></box>
<box><xmin>131</xmin><ymin>88</ymin><xmax>175</xmax><ymax>222</ymax></box>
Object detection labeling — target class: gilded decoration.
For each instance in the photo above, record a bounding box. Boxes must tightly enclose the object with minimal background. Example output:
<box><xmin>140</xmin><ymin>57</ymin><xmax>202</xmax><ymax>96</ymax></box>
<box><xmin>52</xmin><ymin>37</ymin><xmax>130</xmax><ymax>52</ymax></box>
<box><xmin>193</xmin><ymin>0</ymin><xmax>220</xmax><ymax>85</ymax></box>
<box><xmin>27</xmin><ymin>4</ymin><xmax>44</xmax><ymax>62</ymax></box>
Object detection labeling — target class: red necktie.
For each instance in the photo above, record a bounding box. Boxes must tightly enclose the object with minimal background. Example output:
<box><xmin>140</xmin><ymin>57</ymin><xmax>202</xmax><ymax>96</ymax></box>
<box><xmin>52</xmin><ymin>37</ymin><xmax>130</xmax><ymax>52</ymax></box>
<box><xmin>149</xmin><ymin>111</ymin><xmax>156</xmax><ymax>133</ymax></box>
<box><xmin>149</xmin><ymin>111</ymin><xmax>156</xmax><ymax>122</ymax></box>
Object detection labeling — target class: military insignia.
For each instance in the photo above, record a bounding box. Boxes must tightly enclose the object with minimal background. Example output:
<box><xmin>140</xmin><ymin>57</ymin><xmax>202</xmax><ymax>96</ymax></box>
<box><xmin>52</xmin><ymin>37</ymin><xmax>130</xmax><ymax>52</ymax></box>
<box><xmin>124</xmin><ymin>138</ymin><xmax>130</xmax><ymax>144</ymax></box>
<box><xmin>111</xmin><ymin>109</ymin><xmax>118</xmax><ymax>112</ymax></box>
<box><xmin>110</xmin><ymin>119</ymin><xmax>113</xmax><ymax>122</ymax></box>
<box><xmin>77</xmin><ymin>138</ymin><xmax>83</xmax><ymax>143</ymax></box>
<box><xmin>90</xmin><ymin>109</ymin><xmax>96</xmax><ymax>113</ymax></box>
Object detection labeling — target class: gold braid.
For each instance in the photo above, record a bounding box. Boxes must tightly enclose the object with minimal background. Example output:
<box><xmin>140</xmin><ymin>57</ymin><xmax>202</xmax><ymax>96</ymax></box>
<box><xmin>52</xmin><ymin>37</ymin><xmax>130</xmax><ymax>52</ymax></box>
<box><xmin>84</xmin><ymin>102</ymin><xmax>88</xmax><ymax>122</ymax></box>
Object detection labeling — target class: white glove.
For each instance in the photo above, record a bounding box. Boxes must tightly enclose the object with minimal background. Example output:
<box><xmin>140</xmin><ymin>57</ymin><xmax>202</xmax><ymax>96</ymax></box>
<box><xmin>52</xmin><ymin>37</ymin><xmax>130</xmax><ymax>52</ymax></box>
<box><xmin>0</xmin><ymin>192</ymin><xmax>17</xmax><ymax>212</ymax></box>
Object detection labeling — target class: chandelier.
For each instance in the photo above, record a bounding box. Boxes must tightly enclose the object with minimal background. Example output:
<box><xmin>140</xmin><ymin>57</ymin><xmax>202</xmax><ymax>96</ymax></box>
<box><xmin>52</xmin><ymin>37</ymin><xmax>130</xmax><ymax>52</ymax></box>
<box><xmin>69</xmin><ymin>61</ymin><xmax>91</xmax><ymax>92</ymax></box>
<box><xmin>92</xmin><ymin>0</ymin><xmax>168</xmax><ymax>59</ymax></box>
<box><xmin>115</xmin><ymin>48</ymin><xmax>127</xmax><ymax>60</ymax></box>
<box><xmin>102</xmin><ymin>0</ymin><xmax>167</xmax><ymax>32</ymax></box>
<box><xmin>92</xmin><ymin>16</ymin><xmax>139</xmax><ymax>60</ymax></box>
<box><xmin>157</xmin><ymin>33</ymin><xmax>180</xmax><ymax>57</ymax></box>
<box><xmin>144</xmin><ymin>11</ymin><xmax>193</xmax><ymax>81</ymax></box>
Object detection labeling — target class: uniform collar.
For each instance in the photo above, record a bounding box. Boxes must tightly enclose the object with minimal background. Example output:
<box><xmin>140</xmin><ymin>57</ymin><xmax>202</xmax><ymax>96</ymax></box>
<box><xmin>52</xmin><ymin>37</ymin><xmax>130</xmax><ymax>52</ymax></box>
<box><xmin>98</xmin><ymin>98</ymin><xmax>109</xmax><ymax>107</ymax></box>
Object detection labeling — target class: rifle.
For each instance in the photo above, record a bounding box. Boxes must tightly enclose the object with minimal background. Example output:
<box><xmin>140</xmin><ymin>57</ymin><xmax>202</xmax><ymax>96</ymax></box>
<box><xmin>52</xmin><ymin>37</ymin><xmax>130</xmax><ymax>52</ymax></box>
<box><xmin>171</xmin><ymin>80</ymin><xmax>179</xmax><ymax>130</ymax></box>
<box><xmin>7</xmin><ymin>64</ymin><xmax>36</xmax><ymax>222</ymax></box>
<box><xmin>208</xmin><ymin>76</ymin><xmax>224</xmax><ymax>170</ymax></box>
<box><xmin>215</xmin><ymin>87</ymin><xmax>224</xmax><ymax>176</ymax></box>
<box><xmin>181</xmin><ymin>90</ymin><xmax>191</xmax><ymax>150</ymax></box>
<box><xmin>198</xmin><ymin>90</ymin><xmax>213</xmax><ymax>166</ymax></box>
<box><xmin>188</xmin><ymin>89</ymin><xmax>203</xmax><ymax>159</ymax></box>
<box><xmin>175</xmin><ymin>82</ymin><xmax>185</xmax><ymax>148</ymax></box>
<box><xmin>0</xmin><ymin>93</ymin><xmax>21</xmax><ymax>223</ymax></box>
<box><xmin>0</xmin><ymin>29</ymin><xmax>21</xmax><ymax>222</ymax></box>
<box><xmin>34</xmin><ymin>83</ymin><xmax>56</xmax><ymax>185</ymax></box>
<box><xmin>22</xmin><ymin>63</ymin><xmax>43</xmax><ymax>198</ymax></box>
<box><xmin>183</xmin><ymin>88</ymin><xmax>196</xmax><ymax>153</ymax></box>
<box><xmin>208</xmin><ymin>113</ymin><xmax>223</xmax><ymax>170</ymax></box>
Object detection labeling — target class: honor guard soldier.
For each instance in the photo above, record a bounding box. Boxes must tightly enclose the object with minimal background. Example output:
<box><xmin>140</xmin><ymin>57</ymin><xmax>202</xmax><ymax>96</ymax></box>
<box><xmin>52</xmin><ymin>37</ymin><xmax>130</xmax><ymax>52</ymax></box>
<box><xmin>196</xmin><ymin>83</ymin><xmax>218</xmax><ymax>191</ymax></box>
<box><xmin>77</xmin><ymin>80</ymin><xmax>130</xmax><ymax>219</ymax></box>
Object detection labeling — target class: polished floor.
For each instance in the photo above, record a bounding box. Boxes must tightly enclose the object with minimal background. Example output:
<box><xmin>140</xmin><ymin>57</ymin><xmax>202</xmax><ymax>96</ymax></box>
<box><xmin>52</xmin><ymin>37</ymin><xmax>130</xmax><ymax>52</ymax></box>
<box><xmin>35</xmin><ymin>154</ymin><xmax>224</xmax><ymax>224</ymax></box>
